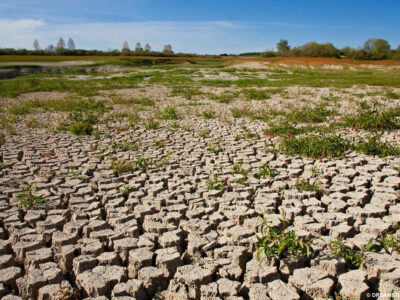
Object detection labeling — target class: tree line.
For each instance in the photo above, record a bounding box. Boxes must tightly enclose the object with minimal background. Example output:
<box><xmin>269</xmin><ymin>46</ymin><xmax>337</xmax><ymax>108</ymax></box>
<box><xmin>0</xmin><ymin>38</ymin><xmax>184</xmax><ymax>57</ymax></box>
<box><xmin>261</xmin><ymin>38</ymin><xmax>400</xmax><ymax>60</ymax></box>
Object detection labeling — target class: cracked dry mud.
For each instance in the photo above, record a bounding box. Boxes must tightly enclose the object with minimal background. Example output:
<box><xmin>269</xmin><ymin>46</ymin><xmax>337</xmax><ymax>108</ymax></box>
<box><xmin>1</xmin><ymin>63</ymin><xmax>400</xmax><ymax>300</ymax></box>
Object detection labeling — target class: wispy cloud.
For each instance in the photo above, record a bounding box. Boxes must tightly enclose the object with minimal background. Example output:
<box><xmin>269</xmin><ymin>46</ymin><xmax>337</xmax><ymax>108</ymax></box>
<box><xmin>0</xmin><ymin>19</ymin><xmax>253</xmax><ymax>53</ymax></box>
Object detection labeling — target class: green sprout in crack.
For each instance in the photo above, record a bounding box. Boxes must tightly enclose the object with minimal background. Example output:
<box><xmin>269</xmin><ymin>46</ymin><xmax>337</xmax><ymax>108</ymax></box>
<box><xmin>17</xmin><ymin>182</ymin><xmax>48</xmax><ymax>209</ymax></box>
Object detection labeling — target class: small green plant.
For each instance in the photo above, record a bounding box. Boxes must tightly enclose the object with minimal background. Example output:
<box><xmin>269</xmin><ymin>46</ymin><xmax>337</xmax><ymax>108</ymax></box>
<box><xmin>153</xmin><ymin>139</ymin><xmax>165</xmax><ymax>148</ymax></box>
<box><xmin>295</xmin><ymin>178</ymin><xmax>324</xmax><ymax>197</ymax></box>
<box><xmin>115</xmin><ymin>185</ymin><xmax>133</xmax><ymax>200</ymax></box>
<box><xmin>111</xmin><ymin>159</ymin><xmax>136</xmax><ymax>175</ymax></box>
<box><xmin>243</xmin><ymin>88</ymin><xmax>271</xmax><ymax>100</ymax></box>
<box><xmin>145</xmin><ymin>117</ymin><xmax>160</xmax><ymax>130</ymax></box>
<box><xmin>256</xmin><ymin>217</ymin><xmax>315</xmax><ymax>261</ymax></box>
<box><xmin>257</xmin><ymin>164</ymin><xmax>277</xmax><ymax>178</ymax></box>
<box><xmin>311</xmin><ymin>167</ymin><xmax>319</xmax><ymax>178</ymax></box>
<box><xmin>198</xmin><ymin>129</ymin><xmax>211</xmax><ymax>138</ymax></box>
<box><xmin>329</xmin><ymin>238</ymin><xmax>374</xmax><ymax>270</ymax></box>
<box><xmin>378</xmin><ymin>232</ymin><xmax>400</xmax><ymax>254</ymax></box>
<box><xmin>392</xmin><ymin>165</ymin><xmax>400</xmax><ymax>173</ymax></box>
<box><xmin>285</xmin><ymin>103</ymin><xmax>334</xmax><ymax>124</ymax></box>
<box><xmin>201</xmin><ymin>110</ymin><xmax>215</xmax><ymax>119</ymax></box>
<box><xmin>8</xmin><ymin>103</ymin><xmax>30</xmax><ymax>115</ymax></box>
<box><xmin>17</xmin><ymin>183</ymin><xmax>47</xmax><ymax>209</ymax></box>
<box><xmin>242</xmin><ymin>126</ymin><xmax>259</xmax><ymax>139</ymax></box>
<box><xmin>160</xmin><ymin>107</ymin><xmax>180</xmax><ymax>120</ymax></box>
<box><xmin>206</xmin><ymin>174</ymin><xmax>224</xmax><ymax>190</ymax></box>
<box><xmin>68</xmin><ymin>122</ymin><xmax>93</xmax><ymax>135</ymax></box>
<box><xmin>169</xmin><ymin>122</ymin><xmax>180</xmax><ymax>132</ymax></box>
<box><xmin>26</xmin><ymin>118</ymin><xmax>41</xmax><ymax>128</ymax></box>
<box><xmin>207</xmin><ymin>142</ymin><xmax>223</xmax><ymax>155</ymax></box>
<box><xmin>234</xmin><ymin>135</ymin><xmax>242</xmax><ymax>141</ymax></box>
<box><xmin>111</xmin><ymin>140</ymin><xmax>140</xmax><ymax>151</ymax></box>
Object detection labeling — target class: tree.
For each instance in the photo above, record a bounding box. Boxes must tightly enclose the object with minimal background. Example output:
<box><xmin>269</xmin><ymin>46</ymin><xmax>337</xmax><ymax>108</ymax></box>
<box><xmin>135</xmin><ymin>42</ymin><xmax>142</xmax><ymax>51</ymax></box>
<box><xmin>144</xmin><ymin>43</ymin><xmax>151</xmax><ymax>52</ymax></box>
<box><xmin>33</xmin><ymin>39</ymin><xmax>40</xmax><ymax>51</ymax></box>
<box><xmin>363</xmin><ymin>38</ymin><xmax>391</xmax><ymax>59</ymax></box>
<box><xmin>121</xmin><ymin>41</ymin><xmax>130</xmax><ymax>56</ymax></box>
<box><xmin>56</xmin><ymin>37</ymin><xmax>65</xmax><ymax>50</ymax></box>
<box><xmin>47</xmin><ymin>44</ymin><xmax>55</xmax><ymax>53</ymax></box>
<box><xmin>162</xmin><ymin>44</ymin><xmax>173</xmax><ymax>53</ymax></box>
<box><xmin>277</xmin><ymin>39</ymin><xmax>290</xmax><ymax>55</ymax></box>
<box><xmin>67</xmin><ymin>38</ymin><xmax>75</xmax><ymax>50</ymax></box>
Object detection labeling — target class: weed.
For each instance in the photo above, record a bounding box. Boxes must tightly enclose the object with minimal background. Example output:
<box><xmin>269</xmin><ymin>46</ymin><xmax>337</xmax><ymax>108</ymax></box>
<box><xmin>329</xmin><ymin>238</ymin><xmax>374</xmax><ymax>270</ymax></box>
<box><xmin>68</xmin><ymin>122</ymin><xmax>93</xmax><ymax>135</ymax></box>
<box><xmin>386</xmin><ymin>91</ymin><xmax>400</xmax><ymax>99</ymax></box>
<box><xmin>111</xmin><ymin>140</ymin><xmax>140</xmax><ymax>151</ymax></box>
<box><xmin>17</xmin><ymin>182</ymin><xmax>47</xmax><ymax>209</ymax></box>
<box><xmin>145</xmin><ymin>117</ymin><xmax>160</xmax><ymax>130</ymax></box>
<box><xmin>378</xmin><ymin>232</ymin><xmax>400</xmax><ymax>254</ymax></box>
<box><xmin>201</xmin><ymin>110</ymin><xmax>215</xmax><ymax>119</ymax></box>
<box><xmin>169</xmin><ymin>122</ymin><xmax>180</xmax><ymax>132</ymax></box>
<box><xmin>153</xmin><ymin>139</ymin><xmax>166</xmax><ymax>148</ymax></box>
<box><xmin>256</xmin><ymin>217</ymin><xmax>315</xmax><ymax>261</ymax></box>
<box><xmin>198</xmin><ymin>129</ymin><xmax>211</xmax><ymax>138</ymax></box>
<box><xmin>111</xmin><ymin>159</ymin><xmax>136</xmax><ymax>175</ymax></box>
<box><xmin>295</xmin><ymin>178</ymin><xmax>324</xmax><ymax>197</ymax></box>
<box><xmin>160</xmin><ymin>107</ymin><xmax>180</xmax><ymax>120</ymax></box>
<box><xmin>115</xmin><ymin>185</ymin><xmax>133</xmax><ymax>200</ymax></box>
<box><xmin>206</xmin><ymin>174</ymin><xmax>224</xmax><ymax>190</ymax></box>
<box><xmin>257</xmin><ymin>164</ymin><xmax>277</xmax><ymax>178</ymax></box>
<box><xmin>207</xmin><ymin>142</ymin><xmax>223</xmax><ymax>155</ymax></box>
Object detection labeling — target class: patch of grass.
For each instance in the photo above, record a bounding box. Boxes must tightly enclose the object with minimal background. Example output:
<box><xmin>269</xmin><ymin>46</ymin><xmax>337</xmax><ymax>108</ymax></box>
<box><xmin>208</xmin><ymin>91</ymin><xmax>239</xmax><ymax>103</ymax></box>
<box><xmin>160</xmin><ymin>107</ymin><xmax>180</xmax><ymax>120</ymax></box>
<box><xmin>8</xmin><ymin>103</ymin><xmax>30</xmax><ymax>115</ymax></box>
<box><xmin>378</xmin><ymin>232</ymin><xmax>400</xmax><ymax>254</ymax></box>
<box><xmin>285</xmin><ymin>103</ymin><xmax>334</xmax><ymax>124</ymax></box>
<box><xmin>343</xmin><ymin>102</ymin><xmax>400</xmax><ymax>131</ymax></box>
<box><xmin>295</xmin><ymin>178</ymin><xmax>324</xmax><ymax>197</ymax></box>
<box><xmin>145</xmin><ymin>117</ymin><xmax>160</xmax><ymax>130</ymax></box>
<box><xmin>17</xmin><ymin>182</ymin><xmax>48</xmax><ymax>209</ymax></box>
<box><xmin>171</xmin><ymin>86</ymin><xmax>202</xmax><ymax>100</ymax></box>
<box><xmin>58</xmin><ymin>111</ymin><xmax>99</xmax><ymax>136</ymax></box>
<box><xmin>201</xmin><ymin>110</ymin><xmax>215</xmax><ymax>119</ymax></box>
<box><xmin>112</xmin><ymin>97</ymin><xmax>154</xmax><ymax>106</ymax></box>
<box><xmin>386</xmin><ymin>91</ymin><xmax>400</xmax><ymax>99</ymax></box>
<box><xmin>329</xmin><ymin>238</ymin><xmax>374</xmax><ymax>270</ymax></box>
<box><xmin>168</xmin><ymin>122</ymin><xmax>180</xmax><ymax>132</ymax></box>
<box><xmin>26</xmin><ymin>118</ymin><xmax>42</xmax><ymax>128</ymax></box>
<box><xmin>111</xmin><ymin>140</ymin><xmax>140</xmax><ymax>151</ymax></box>
<box><xmin>231</xmin><ymin>106</ymin><xmax>279</xmax><ymax>122</ymax></box>
<box><xmin>280</xmin><ymin>135</ymin><xmax>350</xmax><ymax>158</ymax></box>
<box><xmin>68</xmin><ymin>122</ymin><xmax>93</xmax><ymax>135</ymax></box>
<box><xmin>353</xmin><ymin>135</ymin><xmax>400</xmax><ymax>157</ymax></box>
<box><xmin>243</xmin><ymin>88</ymin><xmax>271</xmax><ymax>100</ymax></box>
<box><xmin>256</xmin><ymin>217</ymin><xmax>315</xmax><ymax>261</ymax></box>
<box><xmin>242</xmin><ymin>126</ymin><xmax>259</xmax><ymax>139</ymax></box>
<box><xmin>111</xmin><ymin>159</ymin><xmax>137</xmax><ymax>176</ymax></box>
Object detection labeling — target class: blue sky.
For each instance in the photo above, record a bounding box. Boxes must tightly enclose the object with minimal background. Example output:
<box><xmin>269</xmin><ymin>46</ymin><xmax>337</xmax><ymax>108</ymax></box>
<box><xmin>0</xmin><ymin>0</ymin><xmax>399</xmax><ymax>54</ymax></box>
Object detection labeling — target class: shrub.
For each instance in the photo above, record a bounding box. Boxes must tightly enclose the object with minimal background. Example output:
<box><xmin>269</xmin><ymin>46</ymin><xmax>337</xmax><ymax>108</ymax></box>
<box><xmin>256</xmin><ymin>217</ymin><xmax>315</xmax><ymax>261</ymax></box>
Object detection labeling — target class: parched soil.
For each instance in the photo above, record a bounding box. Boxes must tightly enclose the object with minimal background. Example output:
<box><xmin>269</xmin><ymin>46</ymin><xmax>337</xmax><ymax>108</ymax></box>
<box><xmin>0</xmin><ymin>64</ymin><xmax>400</xmax><ymax>299</ymax></box>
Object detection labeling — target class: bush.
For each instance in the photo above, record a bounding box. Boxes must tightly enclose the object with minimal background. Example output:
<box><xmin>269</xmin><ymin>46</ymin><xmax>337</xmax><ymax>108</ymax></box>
<box><xmin>17</xmin><ymin>183</ymin><xmax>47</xmax><ymax>209</ymax></box>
